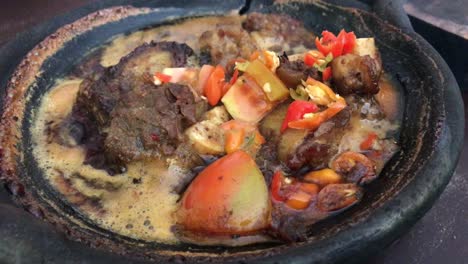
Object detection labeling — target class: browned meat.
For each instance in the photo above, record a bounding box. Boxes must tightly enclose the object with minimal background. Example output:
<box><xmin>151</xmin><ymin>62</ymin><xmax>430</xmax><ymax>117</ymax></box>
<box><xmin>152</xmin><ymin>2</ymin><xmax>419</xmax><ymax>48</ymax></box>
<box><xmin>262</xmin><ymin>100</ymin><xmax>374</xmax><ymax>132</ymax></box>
<box><xmin>71</xmin><ymin>41</ymin><xmax>201</xmax><ymax>171</ymax></box>
<box><xmin>276</xmin><ymin>53</ymin><xmax>320</xmax><ymax>88</ymax></box>
<box><xmin>331</xmin><ymin>151</ymin><xmax>377</xmax><ymax>185</ymax></box>
<box><xmin>242</xmin><ymin>12</ymin><xmax>315</xmax><ymax>51</ymax></box>
<box><xmin>286</xmin><ymin>107</ymin><xmax>351</xmax><ymax>171</ymax></box>
<box><xmin>74</xmin><ymin>41</ymin><xmax>195</xmax><ymax>130</ymax></box>
<box><xmin>316</xmin><ymin>183</ymin><xmax>362</xmax><ymax>211</ymax></box>
<box><xmin>331</xmin><ymin>54</ymin><xmax>382</xmax><ymax>95</ymax></box>
<box><xmin>198</xmin><ymin>25</ymin><xmax>258</xmax><ymax>66</ymax></box>
<box><xmin>105</xmin><ymin>82</ymin><xmax>199</xmax><ymax>161</ymax></box>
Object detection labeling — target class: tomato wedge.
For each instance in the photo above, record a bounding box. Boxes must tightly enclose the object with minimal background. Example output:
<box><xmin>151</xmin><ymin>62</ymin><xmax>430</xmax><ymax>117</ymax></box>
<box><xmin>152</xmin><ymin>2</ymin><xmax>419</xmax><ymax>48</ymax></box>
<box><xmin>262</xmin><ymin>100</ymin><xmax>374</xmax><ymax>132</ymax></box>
<box><xmin>204</xmin><ymin>65</ymin><xmax>226</xmax><ymax>106</ymax></box>
<box><xmin>179</xmin><ymin>151</ymin><xmax>270</xmax><ymax>234</ymax></box>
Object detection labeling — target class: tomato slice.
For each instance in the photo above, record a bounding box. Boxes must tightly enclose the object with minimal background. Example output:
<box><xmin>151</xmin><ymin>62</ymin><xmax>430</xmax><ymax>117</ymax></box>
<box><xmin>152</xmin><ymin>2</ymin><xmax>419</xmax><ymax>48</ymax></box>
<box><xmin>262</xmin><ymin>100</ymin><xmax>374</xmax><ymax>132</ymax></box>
<box><xmin>204</xmin><ymin>65</ymin><xmax>226</xmax><ymax>106</ymax></box>
<box><xmin>197</xmin><ymin>65</ymin><xmax>215</xmax><ymax>94</ymax></box>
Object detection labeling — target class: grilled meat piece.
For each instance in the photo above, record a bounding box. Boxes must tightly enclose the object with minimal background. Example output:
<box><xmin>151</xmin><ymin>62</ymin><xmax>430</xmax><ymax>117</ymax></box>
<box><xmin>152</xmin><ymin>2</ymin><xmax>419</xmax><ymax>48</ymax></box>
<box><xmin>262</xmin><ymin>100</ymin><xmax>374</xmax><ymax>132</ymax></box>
<box><xmin>331</xmin><ymin>54</ymin><xmax>382</xmax><ymax>95</ymax></box>
<box><xmin>105</xmin><ymin>82</ymin><xmax>198</xmax><ymax>162</ymax></box>
<box><xmin>276</xmin><ymin>53</ymin><xmax>320</xmax><ymax>88</ymax></box>
<box><xmin>286</xmin><ymin>107</ymin><xmax>351</xmax><ymax>171</ymax></box>
<box><xmin>71</xmin><ymin>41</ymin><xmax>201</xmax><ymax>170</ymax></box>
<box><xmin>74</xmin><ymin>41</ymin><xmax>195</xmax><ymax>130</ymax></box>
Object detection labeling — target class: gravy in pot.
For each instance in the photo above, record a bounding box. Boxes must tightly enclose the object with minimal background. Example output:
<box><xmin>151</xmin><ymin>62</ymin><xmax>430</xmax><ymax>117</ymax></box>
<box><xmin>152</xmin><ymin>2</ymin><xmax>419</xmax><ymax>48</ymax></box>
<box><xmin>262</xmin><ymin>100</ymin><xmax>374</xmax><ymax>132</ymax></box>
<box><xmin>31</xmin><ymin>13</ymin><xmax>401</xmax><ymax>245</ymax></box>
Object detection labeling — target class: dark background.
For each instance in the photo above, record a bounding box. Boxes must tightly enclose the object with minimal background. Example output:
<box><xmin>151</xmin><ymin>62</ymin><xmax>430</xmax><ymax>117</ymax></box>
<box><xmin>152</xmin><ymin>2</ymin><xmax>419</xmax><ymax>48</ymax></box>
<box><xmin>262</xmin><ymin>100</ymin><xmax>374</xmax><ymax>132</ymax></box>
<box><xmin>0</xmin><ymin>1</ymin><xmax>467</xmax><ymax>263</ymax></box>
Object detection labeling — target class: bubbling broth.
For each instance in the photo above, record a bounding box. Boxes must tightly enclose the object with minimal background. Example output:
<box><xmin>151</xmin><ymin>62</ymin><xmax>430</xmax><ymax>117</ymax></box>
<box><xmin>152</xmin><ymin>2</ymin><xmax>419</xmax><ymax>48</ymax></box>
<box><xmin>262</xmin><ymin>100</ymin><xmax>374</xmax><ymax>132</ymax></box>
<box><xmin>32</xmin><ymin>13</ymin><xmax>401</xmax><ymax>245</ymax></box>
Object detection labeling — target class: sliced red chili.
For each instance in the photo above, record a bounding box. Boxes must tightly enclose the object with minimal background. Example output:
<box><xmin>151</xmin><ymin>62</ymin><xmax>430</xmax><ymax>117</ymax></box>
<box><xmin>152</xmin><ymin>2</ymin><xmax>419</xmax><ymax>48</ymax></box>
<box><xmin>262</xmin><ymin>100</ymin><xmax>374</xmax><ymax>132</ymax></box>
<box><xmin>315</xmin><ymin>30</ymin><xmax>357</xmax><ymax>58</ymax></box>
<box><xmin>271</xmin><ymin>171</ymin><xmax>286</xmax><ymax>202</ymax></box>
<box><xmin>322</xmin><ymin>66</ymin><xmax>332</xmax><ymax>81</ymax></box>
<box><xmin>280</xmin><ymin>100</ymin><xmax>319</xmax><ymax>133</ymax></box>
<box><xmin>360</xmin><ymin>132</ymin><xmax>378</xmax><ymax>150</ymax></box>
<box><xmin>154</xmin><ymin>72</ymin><xmax>172</xmax><ymax>83</ymax></box>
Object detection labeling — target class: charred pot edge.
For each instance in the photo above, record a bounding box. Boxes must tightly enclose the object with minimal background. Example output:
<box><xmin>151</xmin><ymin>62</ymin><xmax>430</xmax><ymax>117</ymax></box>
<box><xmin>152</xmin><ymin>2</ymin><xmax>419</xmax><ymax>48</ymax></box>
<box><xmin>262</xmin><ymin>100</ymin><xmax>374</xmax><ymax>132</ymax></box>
<box><xmin>0</xmin><ymin>4</ymin><xmax>163</xmax><ymax>259</ymax></box>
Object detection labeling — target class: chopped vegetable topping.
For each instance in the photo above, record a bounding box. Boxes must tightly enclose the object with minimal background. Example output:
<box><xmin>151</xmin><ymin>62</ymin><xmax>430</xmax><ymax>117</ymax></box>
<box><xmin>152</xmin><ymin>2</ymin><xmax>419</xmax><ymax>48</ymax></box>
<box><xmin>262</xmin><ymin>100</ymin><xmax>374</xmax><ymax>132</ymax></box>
<box><xmin>304</xmin><ymin>168</ymin><xmax>343</xmax><ymax>187</ymax></box>
<box><xmin>304</xmin><ymin>50</ymin><xmax>325</xmax><ymax>66</ymax></box>
<box><xmin>360</xmin><ymin>132</ymin><xmax>378</xmax><ymax>150</ymax></box>
<box><xmin>271</xmin><ymin>171</ymin><xmax>319</xmax><ymax>210</ymax></box>
<box><xmin>237</xmin><ymin>59</ymin><xmax>289</xmax><ymax>102</ymax></box>
<box><xmin>197</xmin><ymin>65</ymin><xmax>215</xmax><ymax>94</ymax></box>
<box><xmin>280</xmin><ymin>100</ymin><xmax>319</xmax><ymax>133</ymax></box>
<box><xmin>153</xmin><ymin>72</ymin><xmax>172</xmax><ymax>85</ymax></box>
<box><xmin>322</xmin><ymin>66</ymin><xmax>332</xmax><ymax>81</ymax></box>
<box><xmin>315</xmin><ymin>30</ymin><xmax>357</xmax><ymax>58</ymax></box>
<box><xmin>287</xmin><ymin>78</ymin><xmax>347</xmax><ymax>130</ymax></box>
<box><xmin>289</xmin><ymin>86</ymin><xmax>309</xmax><ymax>101</ymax></box>
<box><xmin>204</xmin><ymin>65</ymin><xmax>226</xmax><ymax>106</ymax></box>
<box><xmin>221</xmin><ymin>120</ymin><xmax>265</xmax><ymax>155</ymax></box>
<box><xmin>221</xmin><ymin>75</ymin><xmax>273</xmax><ymax>123</ymax></box>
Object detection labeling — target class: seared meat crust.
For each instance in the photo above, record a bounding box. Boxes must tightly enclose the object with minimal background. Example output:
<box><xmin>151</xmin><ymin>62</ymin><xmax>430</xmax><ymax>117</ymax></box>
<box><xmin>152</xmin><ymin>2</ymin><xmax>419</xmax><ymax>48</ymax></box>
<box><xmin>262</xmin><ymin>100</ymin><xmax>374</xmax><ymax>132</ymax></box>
<box><xmin>331</xmin><ymin>54</ymin><xmax>382</xmax><ymax>95</ymax></box>
<box><xmin>72</xmin><ymin>41</ymin><xmax>199</xmax><ymax>170</ymax></box>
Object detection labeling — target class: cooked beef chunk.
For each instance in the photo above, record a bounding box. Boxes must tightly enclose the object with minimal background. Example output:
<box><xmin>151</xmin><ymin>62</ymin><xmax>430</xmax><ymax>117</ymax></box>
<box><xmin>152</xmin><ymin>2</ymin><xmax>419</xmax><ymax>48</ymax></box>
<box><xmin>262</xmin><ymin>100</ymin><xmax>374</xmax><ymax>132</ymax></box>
<box><xmin>199</xmin><ymin>25</ymin><xmax>258</xmax><ymax>66</ymax></box>
<box><xmin>74</xmin><ymin>41</ymin><xmax>195</xmax><ymax>130</ymax></box>
<box><xmin>286</xmin><ymin>107</ymin><xmax>351</xmax><ymax>171</ymax></box>
<box><xmin>242</xmin><ymin>12</ymin><xmax>315</xmax><ymax>51</ymax></box>
<box><xmin>71</xmin><ymin>41</ymin><xmax>200</xmax><ymax>170</ymax></box>
<box><xmin>331</xmin><ymin>54</ymin><xmax>382</xmax><ymax>95</ymax></box>
<box><xmin>276</xmin><ymin>53</ymin><xmax>320</xmax><ymax>88</ymax></box>
<box><xmin>105</xmin><ymin>83</ymin><xmax>198</xmax><ymax>162</ymax></box>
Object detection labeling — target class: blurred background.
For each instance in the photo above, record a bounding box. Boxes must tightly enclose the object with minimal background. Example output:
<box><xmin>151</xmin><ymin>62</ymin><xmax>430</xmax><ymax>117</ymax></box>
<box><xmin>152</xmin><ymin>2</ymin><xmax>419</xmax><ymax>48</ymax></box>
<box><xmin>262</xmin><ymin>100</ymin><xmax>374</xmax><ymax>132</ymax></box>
<box><xmin>0</xmin><ymin>1</ymin><xmax>466</xmax><ymax>263</ymax></box>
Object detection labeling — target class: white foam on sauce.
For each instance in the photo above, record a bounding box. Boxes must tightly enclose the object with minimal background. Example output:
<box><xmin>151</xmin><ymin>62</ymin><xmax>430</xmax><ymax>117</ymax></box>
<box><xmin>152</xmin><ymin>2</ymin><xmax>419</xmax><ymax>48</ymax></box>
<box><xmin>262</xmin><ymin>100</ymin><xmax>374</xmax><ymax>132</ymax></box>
<box><xmin>32</xmin><ymin>79</ymin><xmax>182</xmax><ymax>243</ymax></box>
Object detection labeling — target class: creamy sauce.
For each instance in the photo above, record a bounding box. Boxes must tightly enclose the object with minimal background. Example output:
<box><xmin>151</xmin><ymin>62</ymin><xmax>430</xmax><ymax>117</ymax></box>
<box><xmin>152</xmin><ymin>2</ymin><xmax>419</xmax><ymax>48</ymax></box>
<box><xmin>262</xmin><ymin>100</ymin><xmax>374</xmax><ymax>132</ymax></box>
<box><xmin>101</xmin><ymin>16</ymin><xmax>244</xmax><ymax>67</ymax></box>
<box><xmin>32</xmin><ymin>80</ymin><xmax>183</xmax><ymax>243</ymax></box>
